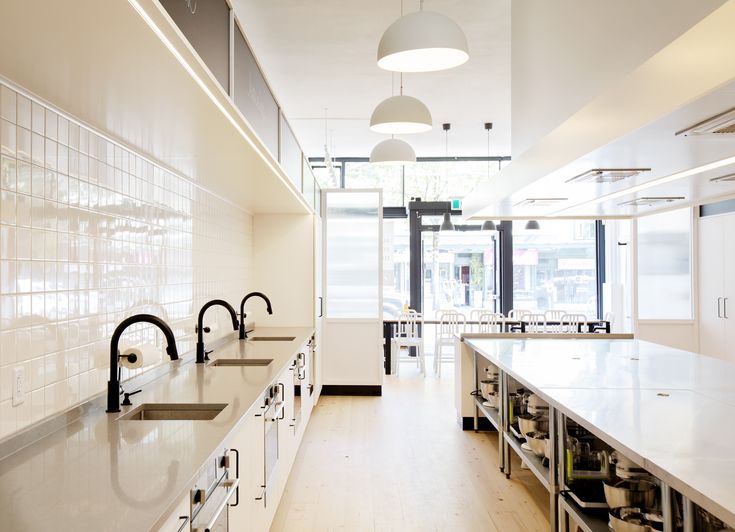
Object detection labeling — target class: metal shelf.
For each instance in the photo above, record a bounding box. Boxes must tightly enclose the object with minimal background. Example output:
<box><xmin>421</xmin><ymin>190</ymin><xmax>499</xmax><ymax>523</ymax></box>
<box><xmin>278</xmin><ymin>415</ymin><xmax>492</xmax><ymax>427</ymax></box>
<box><xmin>503</xmin><ymin>432</ymin><xmax>551</xmax><ymax>491</ymax></box>
<box><xmin>560</xmin><ymin>495</ymin><xmax>610</xmax><ymax>532</ymax></box>
<box><xmin>473</xmin><ymin>396</ymin><xmax>501</xmax><ymax>430</ymax></box>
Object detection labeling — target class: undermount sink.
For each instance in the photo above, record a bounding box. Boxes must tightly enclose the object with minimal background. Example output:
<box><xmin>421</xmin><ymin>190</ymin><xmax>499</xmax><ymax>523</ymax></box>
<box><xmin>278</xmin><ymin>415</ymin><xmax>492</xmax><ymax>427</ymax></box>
<box><xmin>120</xmin><ymin>403</ymin><xmax>227</xmax><ymax>421</ymax></box>
<box><xmin>248</xmin><ymin>336</ymin><xmax>295</xmax><ymax>342</ymax></box>
<box><xmin>208</xmin><ymin>358</ymin><xmax>273</xmax><ymax>367</ymax></box>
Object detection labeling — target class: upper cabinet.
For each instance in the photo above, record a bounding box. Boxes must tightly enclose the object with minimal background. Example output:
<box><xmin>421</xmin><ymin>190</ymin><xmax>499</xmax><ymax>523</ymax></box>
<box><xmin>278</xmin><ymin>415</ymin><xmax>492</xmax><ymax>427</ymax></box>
<box><xmin>233</xmin><ymin>22</ymin><xmax>280</xmax><ymax>157</ymax></box>
<box><xmin>280</xmin><ymin>114</ymin><xmax>302</xmax><ymax>189</ymax></box>
<box><xmin>159</xmin><ymin>0</ymin><xmax>230</xmax><ymax>91</ymax></box>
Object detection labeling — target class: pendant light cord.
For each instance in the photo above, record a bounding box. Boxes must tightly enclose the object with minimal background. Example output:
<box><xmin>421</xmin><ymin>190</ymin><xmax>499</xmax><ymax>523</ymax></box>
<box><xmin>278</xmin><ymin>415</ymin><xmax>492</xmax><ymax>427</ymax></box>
<box><xmin>419</xmin><ymin>0</ymin><xmax>424</xmax><ymax>11</ymax></box>
<box><xmin>487</xmin><ymin>126</ymin><xmax>491</xmax><ymax>178</ymax></box>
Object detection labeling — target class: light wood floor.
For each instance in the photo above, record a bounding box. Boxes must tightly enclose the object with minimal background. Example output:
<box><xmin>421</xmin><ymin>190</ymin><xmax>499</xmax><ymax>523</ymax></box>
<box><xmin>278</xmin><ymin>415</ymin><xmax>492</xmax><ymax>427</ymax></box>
<box><xmin>271</xmin><ymin>363</ymin><xmax>550</xmax><ymax>532</ymax></box>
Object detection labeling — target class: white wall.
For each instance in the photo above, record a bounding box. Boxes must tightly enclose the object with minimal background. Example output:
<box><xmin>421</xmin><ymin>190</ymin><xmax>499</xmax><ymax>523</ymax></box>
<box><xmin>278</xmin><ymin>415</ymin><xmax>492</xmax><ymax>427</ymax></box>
<box><xmin>252</xmin><ymin>214</ymin><xmax>314</xmax><ymax>327</ymax></box>
<box><xmin>0</xmin><ymin>81</ymin><xmax>253</xmax><ymax>439</ymax></box>
<box><xmin>510</xmin><ymin>0</ymin><xmax>725</xmax><ymax>158</ymax></box>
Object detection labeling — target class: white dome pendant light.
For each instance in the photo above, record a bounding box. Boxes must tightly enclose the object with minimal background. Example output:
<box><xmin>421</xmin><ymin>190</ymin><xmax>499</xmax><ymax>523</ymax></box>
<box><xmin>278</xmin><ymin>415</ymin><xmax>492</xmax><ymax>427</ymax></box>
<box><xmin>370</xmin><ymin>136</ymin><xmax>416</xmax><ymax>165</ymax></box>
<box><xmin>370</xmin><ymin>74</ymin><xmax>432</xmax><ymax>134</ymax></box>
<box><xmin>378</xmin><ymin>0</ymin><xmax>469</xmax><ymax>73</ymax></box>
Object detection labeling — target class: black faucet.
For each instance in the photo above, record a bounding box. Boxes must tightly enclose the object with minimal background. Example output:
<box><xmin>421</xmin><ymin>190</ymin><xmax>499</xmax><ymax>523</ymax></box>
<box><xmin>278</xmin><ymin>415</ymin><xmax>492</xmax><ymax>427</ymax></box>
<box><xmin>239</xmin><ymin>292</ymin><xmax>273</xmax><ymax>339</ymax></box>
<box><xmin>107</xmin><ymin>314</ymin><xmax>179</xmax><ymax>413</ymax></box>
<box><xmin>196</xmin><ymin>299</ymin><xmax>239</xmax><ymax>363</ymax></box>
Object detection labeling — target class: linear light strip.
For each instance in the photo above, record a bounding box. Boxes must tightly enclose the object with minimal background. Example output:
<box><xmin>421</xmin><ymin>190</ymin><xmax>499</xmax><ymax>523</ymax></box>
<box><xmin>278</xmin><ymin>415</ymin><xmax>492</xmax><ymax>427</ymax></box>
<box><xmin>126</xmin><ymin>0</ymin><xmax>311</xmax><ymax>213</ymax></box>
<box><xmin>551</xmin><ymin>154</ymin><xmax>735</xmax><ymax>216</ymax></box>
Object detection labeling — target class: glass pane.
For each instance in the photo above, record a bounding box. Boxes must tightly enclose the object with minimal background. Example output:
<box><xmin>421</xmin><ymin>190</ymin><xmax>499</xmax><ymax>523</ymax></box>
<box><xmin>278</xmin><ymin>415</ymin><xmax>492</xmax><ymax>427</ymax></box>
<box><xmin>512</xmin><ymin>220</ymin><xmax>597</xmax><ymax>316</ymax></box>
<box><xmin>312</xmin><ymin>164</ymin><xmax>340</xmax><ymax>189</ymax></box>
<box><xmin>301</xmin><ymin>157</ymin><xmax>315</xmax><ymax>210</ymax></box>
<box><xmin>279</xmin><ymin>115</ymin><xmax>301</xmax><ymax>188</ymax></box>
<box><xmin>326</xmin><ymin>191</ymin><xmax>381</xmax><ymax>318</ymax></box>
<box><xmin>344</xmin><ymin>163</ymin><xmax>403</xmax><ymax>206</ymax></box>
<box><xmin>637</xmin><ymin>208</ymin><xmax>692</xmax><ymax>319</ymax></box>
<box><xmin>421</xmin><ymin>228</ymin><xmax>499</xmax><ymax>320</ymax></box>
<box><xmin>383</xmin><ymin>218</ymin><xmax>410</xmax><ymax>318</ymax></box>
<box><xmin>403</xmin><ymin>160</ymin><xmax>498</xmax><ymax>203</ymax></box>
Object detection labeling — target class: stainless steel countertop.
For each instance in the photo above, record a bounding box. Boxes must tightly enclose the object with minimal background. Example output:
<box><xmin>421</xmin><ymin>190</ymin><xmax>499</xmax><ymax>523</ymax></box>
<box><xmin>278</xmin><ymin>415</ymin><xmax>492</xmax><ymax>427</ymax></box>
<box><xmin>0</xmin><ymin>326</ymin><xmax>314</xmax><ymax>532</ymax></box>
<box><xmin>464</xmin><ymin>337</ymin><xmax>735</xmax><ymax>526</ymax></box>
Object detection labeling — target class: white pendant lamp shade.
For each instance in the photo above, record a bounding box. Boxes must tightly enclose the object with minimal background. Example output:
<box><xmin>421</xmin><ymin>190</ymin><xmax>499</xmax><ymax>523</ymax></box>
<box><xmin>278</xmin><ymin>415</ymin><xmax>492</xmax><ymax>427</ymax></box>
<box><xmin>370</xmin><ymin>138</ymin><xmax>416</xmax><ymax>165</ymax></box>
<box><xmin>377</xmin><ymin>11</ymin><xmax>469</xmax><ymax>73</ymax></box>
<box><xmin>370</xmin><ymin>94</ymin><xmax>432</xmax><ymax>134</ymax></box>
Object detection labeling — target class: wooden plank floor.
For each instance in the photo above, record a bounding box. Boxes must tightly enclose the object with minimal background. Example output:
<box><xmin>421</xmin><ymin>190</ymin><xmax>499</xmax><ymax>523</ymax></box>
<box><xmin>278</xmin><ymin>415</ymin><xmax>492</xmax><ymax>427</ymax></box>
<box><xmin>271</xmin><ymin>363</ymin><xmax>550</xmax><ymax>532</ymax></box>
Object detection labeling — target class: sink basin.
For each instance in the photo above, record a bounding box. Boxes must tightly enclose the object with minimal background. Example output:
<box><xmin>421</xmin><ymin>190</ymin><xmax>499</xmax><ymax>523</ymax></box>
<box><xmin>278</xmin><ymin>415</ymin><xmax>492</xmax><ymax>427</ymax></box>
<box><xmin>208</xmin><ymin>358</ymin><xmax>273</xmax><ymax>367</ymax></box>
<box><xmin>248</xmin><ymin>336</ymin><xmax>295</xmax><ymax>341</ymax></box>
<box><xmin>120</xmin><ymin>403</ymin><xmax>227</xmax><ymax>421</ymax></box>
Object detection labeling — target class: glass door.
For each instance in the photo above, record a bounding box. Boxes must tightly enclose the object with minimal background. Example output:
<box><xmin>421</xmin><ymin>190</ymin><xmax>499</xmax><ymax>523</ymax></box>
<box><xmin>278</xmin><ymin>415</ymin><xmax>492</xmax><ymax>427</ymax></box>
<box><xmin>421</xmin><ymin>225</ymin><xmax>499</xmax><ymax>320</ymax></box>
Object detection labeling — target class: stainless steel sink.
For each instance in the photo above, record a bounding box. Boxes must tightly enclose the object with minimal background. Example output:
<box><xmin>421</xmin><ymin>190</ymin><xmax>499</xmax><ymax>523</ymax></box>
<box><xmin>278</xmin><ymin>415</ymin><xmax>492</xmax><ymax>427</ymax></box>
<box><xmin>208</xmin><ymin>358</ymin><xmax>273</xmax><ymax>367</ymax></box>
<box><xmin>248</xmin><ymin>336</ymin><xmax>295</xmax><ymax>341</ymax></box>
<box><xmin>120</xmin><ymin>403</ymin><xmax>227</xmax><ymax>421</ymax></box>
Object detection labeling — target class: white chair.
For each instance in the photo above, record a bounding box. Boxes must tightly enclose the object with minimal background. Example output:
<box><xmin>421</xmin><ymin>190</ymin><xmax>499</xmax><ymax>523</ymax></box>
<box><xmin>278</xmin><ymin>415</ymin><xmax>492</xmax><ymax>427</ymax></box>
<box><xmin>591</xmin><ymin>312</ymin><xmax>614</xmax><ymax>333</ymax></box>
<box><xmin>434</xmin><ymin>310</ymin><xmax>466</xmax><ymax>377</ymax></box>
<box><xmin>477</xmin><ymin>312</ymin><xmax>505</xmax><ymax>333</ymax></box>
<box><xmin>524</xmin><ymin>313</ymin><xmax>547</xmax><ymax>333</ymax></box>
<box><xmin>507</xmin><ymin>309</ymin><xmax>530</xmax><ymax>332</ymax></box>
<box><xmin>560</xmin><ymin>313</ymin><xmax>588</xmax><ymax>333</ymax></box>
<box><xmin>392</xmin><ymin>311</ymin><xmax>425</xmax><ymax>375</ymax></box>
<box><xmin>469</xmin><ymin>309</ymin><xmax>486</xmax><ymax>332</ymax></box>
<box><xmin>544</xmin><ymin>310</ymin><xmax>566</xmax><ymax>332</ymax></box>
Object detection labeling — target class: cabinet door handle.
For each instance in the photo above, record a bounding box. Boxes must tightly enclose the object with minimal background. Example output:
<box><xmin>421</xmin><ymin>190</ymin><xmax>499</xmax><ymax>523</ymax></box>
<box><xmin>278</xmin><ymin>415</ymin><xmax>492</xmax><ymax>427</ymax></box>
<box><xmin>318</xmin><ymin>297</ymin><xmax>323</xmax><ymax>318</ymax></box>
<box><xmin>228</xmin><ymin>448</ymin><xmax>240</xmax><ymax>507</ymax></box>
<box><xmin>725</xmin><ymin>298</ymin><xmax>729</xmax><ymax>319</ymax></box>
<box><xmin>718</xmin><ymin>297</ymin><xmax>723</xmax><ymax>318</ymax></box>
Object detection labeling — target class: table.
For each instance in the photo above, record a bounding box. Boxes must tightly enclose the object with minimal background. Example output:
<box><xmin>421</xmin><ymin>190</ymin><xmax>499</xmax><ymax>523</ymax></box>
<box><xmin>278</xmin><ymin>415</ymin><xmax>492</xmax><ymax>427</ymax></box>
<box><xmin>382</xmin><ymin>318</ymin><xmax>610</xmax><ymax>375</ymax></box>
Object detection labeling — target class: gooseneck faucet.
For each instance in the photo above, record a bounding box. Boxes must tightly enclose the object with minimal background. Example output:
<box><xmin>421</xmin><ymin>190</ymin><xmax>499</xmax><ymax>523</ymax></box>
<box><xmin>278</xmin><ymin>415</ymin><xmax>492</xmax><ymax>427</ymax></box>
<box><xmin>196</xmin><ymin>299</ymin><xmax>239</xmax><ymax>363</ymax></box>
<box><xmin>239</xmin><ymin>292</ymin><xmax>273</xmax><ymax>339</ymax></box>
<box><xmin>107</xmin><ymin>314</ymin><xmax>179</xmax><ymax>413</ymax></box>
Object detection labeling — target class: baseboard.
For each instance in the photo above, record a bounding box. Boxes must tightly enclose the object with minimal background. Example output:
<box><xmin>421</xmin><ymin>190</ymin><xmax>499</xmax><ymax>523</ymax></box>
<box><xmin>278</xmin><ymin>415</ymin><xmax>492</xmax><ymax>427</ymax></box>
<box><xmin>461</xmin><ymin>416</ymin><xmax>497</xmax><ymax>431</ymax></box>
<box><xmin>321</xmin><ymin>385</ymin><xmax>382</xmax><ymax>396</ymax></box>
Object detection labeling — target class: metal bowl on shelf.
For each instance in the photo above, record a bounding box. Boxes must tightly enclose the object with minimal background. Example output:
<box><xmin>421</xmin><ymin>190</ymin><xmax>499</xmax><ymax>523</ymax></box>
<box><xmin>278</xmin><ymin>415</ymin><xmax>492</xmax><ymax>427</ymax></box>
<box><xmin>524</xmin><ymin>431</ymin><xmax>548</xmax><ymax>458</ymax></box>
<box><xmin>482</xmin><ymin>393</ymin><xmax>499</xmax><ymax>409</ymax></box>
<box><xmin>603</xmin><ymin>479</ymin><xmax>657</xmax><ymax>509</ymax></box>
<box><xmin>479</xmin><ymin>379</ymin><xmax>499</xmax><ymax>400</ymax></box>
<box><xmin>525</xmin><ymin>393</ymin><xmax>550</xmax><ymax>416</ymax></box>
<box><xmin>517</xmin><ymin>413</ymin><xmax>548</xmax><ymax>438</ymax></box>
<box><xmin>609</xmin><ymin>507</ymin><xmax>664</xmax><ymax>532</ymax></box>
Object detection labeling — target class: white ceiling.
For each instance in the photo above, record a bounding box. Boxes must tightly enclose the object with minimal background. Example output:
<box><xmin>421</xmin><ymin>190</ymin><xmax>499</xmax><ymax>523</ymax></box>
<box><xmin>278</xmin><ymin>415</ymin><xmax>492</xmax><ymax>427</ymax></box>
<box><xmin>463</xmin><ymin>0</ymin><xmax>735</xmax><ymax>219</ymax></box>
<box><xmin>231</xmin><ymin>0</ymin><xmax>511</xmax><ymax>159</ymax></box>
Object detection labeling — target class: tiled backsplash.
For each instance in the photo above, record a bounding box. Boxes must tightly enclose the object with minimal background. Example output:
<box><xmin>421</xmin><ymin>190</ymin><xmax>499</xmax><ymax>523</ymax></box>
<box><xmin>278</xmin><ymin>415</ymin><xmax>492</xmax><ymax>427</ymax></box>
<box><xmin>0</xmin><ymin>81</ymin><xmax>252</xmax><ymax>439</ymax></box>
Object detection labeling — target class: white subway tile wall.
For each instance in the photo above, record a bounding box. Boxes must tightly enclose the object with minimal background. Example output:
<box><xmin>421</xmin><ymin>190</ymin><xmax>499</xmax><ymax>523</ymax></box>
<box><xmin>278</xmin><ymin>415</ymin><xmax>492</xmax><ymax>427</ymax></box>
<box><xmin>0</xmin><ymin>82</ymin><xmax>252</xmax><ymax>439</ymax></box>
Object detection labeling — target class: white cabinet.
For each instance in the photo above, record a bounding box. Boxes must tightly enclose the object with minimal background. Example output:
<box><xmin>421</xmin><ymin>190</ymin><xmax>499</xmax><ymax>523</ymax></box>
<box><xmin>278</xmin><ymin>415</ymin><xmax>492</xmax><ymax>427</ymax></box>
<box><xmin>228</xmin><ymin>403</ymin><xmax>266</xmax><ymax>532</ymax></box>
<box><xmin>698</xmin><ymin>213</ymin><xmax>735</xmax><ymax>360</ymax></box>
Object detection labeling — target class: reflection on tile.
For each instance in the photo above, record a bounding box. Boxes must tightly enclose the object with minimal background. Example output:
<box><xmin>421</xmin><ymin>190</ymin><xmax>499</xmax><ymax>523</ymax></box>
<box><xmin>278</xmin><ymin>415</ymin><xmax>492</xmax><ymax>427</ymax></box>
<box><xmin>0</xmin><ymin>81</ymin><xmax>253</xmax><ymax>437</ymax></box>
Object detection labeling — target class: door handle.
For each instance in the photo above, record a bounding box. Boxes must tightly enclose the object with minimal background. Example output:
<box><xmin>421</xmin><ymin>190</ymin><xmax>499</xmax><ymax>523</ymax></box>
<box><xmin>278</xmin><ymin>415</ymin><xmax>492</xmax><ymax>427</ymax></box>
<box><xmin>718</xmin><ymin>297</ymin><xmax>723</xmax><ymax>318</ymax></box>
<box><xmin>725</xmin><ymin>298</ymin><xmax>729</xmax><ymax>319</ymax></box>
<box><xmin>318</xmin><ymin>297</ymin><xmax>323</xmax><ymax>318</ymax></box>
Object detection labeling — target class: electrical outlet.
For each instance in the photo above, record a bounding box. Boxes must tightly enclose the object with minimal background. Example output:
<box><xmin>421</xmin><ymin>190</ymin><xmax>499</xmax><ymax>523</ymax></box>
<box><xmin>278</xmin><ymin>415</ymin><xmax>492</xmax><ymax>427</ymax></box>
<box><xmin>12</xmin><ymin>365</ymin><xmax>25</xmax><ymax>406</ymax></box>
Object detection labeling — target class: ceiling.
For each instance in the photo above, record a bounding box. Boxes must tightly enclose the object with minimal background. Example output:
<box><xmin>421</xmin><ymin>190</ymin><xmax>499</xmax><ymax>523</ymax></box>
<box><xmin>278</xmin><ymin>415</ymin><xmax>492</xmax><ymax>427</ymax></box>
<box><xmin>463</xmin><ymin>0</ymin><xmax>735</xmax><ymax>219</ymax></box>
<box><xmin>231</xmin><ymin>0</ymin><xmax>511</xmax><ymax>159</ymax></box>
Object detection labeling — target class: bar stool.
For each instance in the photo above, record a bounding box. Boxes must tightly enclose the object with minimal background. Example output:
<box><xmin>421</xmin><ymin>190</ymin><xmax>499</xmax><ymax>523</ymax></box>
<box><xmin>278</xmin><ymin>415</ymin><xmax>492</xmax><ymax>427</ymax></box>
<box><xmin>478</xmin><ymin>312</ymin><xmax>505</xmax><ymax>333</ymax></box>
<box><xmin>392</xmin><ymin>310</ymin><xmax>425</xmax><ymax>375</ymax></box>
<box><xmin>434</xmin><ymin>310</ymin><xmax>466</xmax><ymax>377</ymax></box>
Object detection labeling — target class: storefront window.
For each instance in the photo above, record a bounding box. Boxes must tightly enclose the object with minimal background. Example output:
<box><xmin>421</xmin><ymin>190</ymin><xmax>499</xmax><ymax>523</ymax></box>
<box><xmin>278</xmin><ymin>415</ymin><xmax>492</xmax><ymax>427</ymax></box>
<box><xmin>512</xmin><ymin>220</ymin><xmax>597</xmax><ymax>316</ymax></box>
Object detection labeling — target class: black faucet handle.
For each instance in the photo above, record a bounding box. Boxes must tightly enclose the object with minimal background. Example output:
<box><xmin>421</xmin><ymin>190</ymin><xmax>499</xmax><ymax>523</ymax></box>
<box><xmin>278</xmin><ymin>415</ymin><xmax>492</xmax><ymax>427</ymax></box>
<box><xmin>204</xmin><ymin>349</ymin><xmax>213</xmax><ymax>361</ymax></box>
<box><xmin>195</xmin><ymin>324</ymin><xmax>211</xmax><ymax>334</ymax></box>
<box><xmin>122</xmin><ymin>389</ymin><xmax>142</xmax><ymax>406</ymax></box>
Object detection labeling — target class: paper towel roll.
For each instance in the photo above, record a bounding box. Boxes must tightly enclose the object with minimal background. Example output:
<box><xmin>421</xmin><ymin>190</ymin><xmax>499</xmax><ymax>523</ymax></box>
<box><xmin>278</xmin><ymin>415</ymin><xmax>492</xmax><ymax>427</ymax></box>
<box><xmin>120</xmin><ymin>347</ymin><xmax>144</xmax><ymax>369</ymax></box>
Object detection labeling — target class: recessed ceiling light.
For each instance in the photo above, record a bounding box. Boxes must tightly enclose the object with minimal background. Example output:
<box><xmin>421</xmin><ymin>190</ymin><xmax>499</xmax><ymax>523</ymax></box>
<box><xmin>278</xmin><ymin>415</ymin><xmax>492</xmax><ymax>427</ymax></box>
<box><xmin>514</xmin><ymin>198</ymin><xmax>568</xmax><ymax>207</ymax></box>
<box><xmin>566</xmin><ymin>168</ymin><xmax>651</xmax><ymax>184</ymax></box>
<box><xmin>618</xmin><ymin>197</ymin><xmax>684</xmax><ymax>207</ymax></box>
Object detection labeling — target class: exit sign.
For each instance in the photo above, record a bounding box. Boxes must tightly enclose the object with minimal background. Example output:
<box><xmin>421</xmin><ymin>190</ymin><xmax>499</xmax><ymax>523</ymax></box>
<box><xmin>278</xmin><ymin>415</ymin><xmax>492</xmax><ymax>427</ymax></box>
<box><xmin>451</xmin><ymin>199</ymin><xmax>462</xmax><ymax>210</ymax></box>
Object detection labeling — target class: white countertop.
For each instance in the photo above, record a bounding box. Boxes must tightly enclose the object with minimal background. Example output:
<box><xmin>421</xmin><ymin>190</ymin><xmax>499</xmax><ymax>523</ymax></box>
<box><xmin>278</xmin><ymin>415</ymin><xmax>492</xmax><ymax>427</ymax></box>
<box><xmin>0</xmin><ymin>327</ymin><xmax>313</xmax><ymax>532</ymax></box>
<box><xmin>464</xmin><ymin>337</ymin><xmax>735</xmax><ymax>526</ymax></box>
